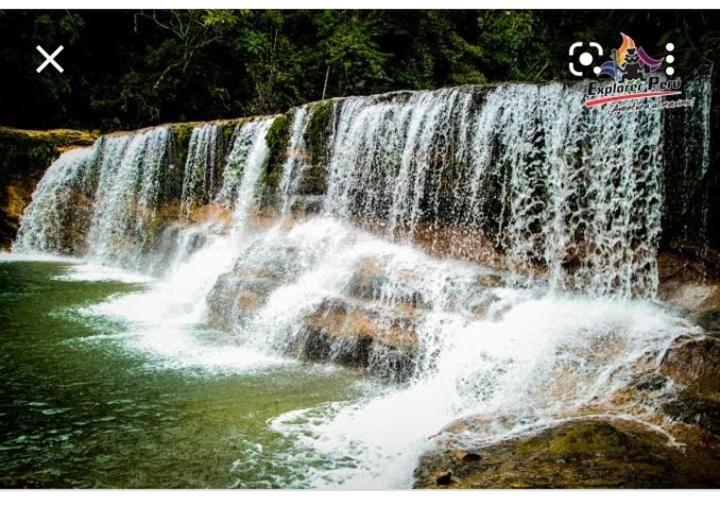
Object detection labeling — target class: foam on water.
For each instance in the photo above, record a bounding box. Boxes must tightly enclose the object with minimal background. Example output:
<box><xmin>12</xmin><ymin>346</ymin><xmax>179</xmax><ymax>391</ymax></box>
<box><xmin>271</xmin><ymin>291</ymin><xmax>695</xmax><ymax>488</ymax></box>
<box><xmin>54</xmin><ymin>263</ymin><xmax>153</xmax><ymax>283</ymax></box>
<box><xmin>0</xmin><ymin>251</ymin><xmax>82</xmax><ymax>263</ymax></box>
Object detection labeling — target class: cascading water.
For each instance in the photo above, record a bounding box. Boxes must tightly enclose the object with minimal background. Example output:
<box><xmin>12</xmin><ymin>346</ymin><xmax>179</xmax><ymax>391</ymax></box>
<box><xmin>12</xmin><ymin>146</ymin><xmax>96</xmax><ymax>254</ymax></box>
<box><xmin>323</xmin><ymin>83</ymin><xmax>664</xmax><ymax>297</ymax></box>
<box><xmin>181</xmin><ymin>124</ymin><xmax>222</xmax><ymax>220</ymax></box>
<box><xmin>216</xmin><ymin>119</ymin><xmax>273</xmax><ymax>210</ymax></box>
<box><xmin>225</xmin><ymin>118</ymin><xmax>273</xmax><ymax>228</ymax></box>
<box><xmin>278</xmin><ymin>106</ymin><xmax>311</xmax><ymax>215</ymax></box>
<box><xmin>14</xmin><ymin>126</ymin><xmax>177</xmax><ymax>271</ymax></box>
<box><xmin>9</xmin><ymin>78</ymin><xmax>710</xmax><ymax>488</ymax></box>
<box><xmin>87</xmin><ymin>128</ymin><xmax>175</xmax><ymax>270</ymax></box>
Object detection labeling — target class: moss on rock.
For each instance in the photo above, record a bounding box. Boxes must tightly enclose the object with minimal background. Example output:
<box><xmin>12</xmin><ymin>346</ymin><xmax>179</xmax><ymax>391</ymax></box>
<box><xmin>262</xmin><ymin>114</ymin><xmax>291</xmax><ymax>202</ymax></box>
<box><xmin>168</xmin><ymin>123</ymin><xmax>194</xmax><ymax>173</ymax></box>
<box><xmin>301</xmin><ymin>100</ymin><xmax>334</xmax><ymax>195</ymax></box>
<box><xmin>413</xmin><ymin>418</ymin><xmax>720</xmax><ymax>488</ymax></box>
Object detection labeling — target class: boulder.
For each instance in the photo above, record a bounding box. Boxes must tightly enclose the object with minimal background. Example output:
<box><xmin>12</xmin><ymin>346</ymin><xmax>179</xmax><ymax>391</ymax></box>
<box><xmin>657</xmin><ymin>249</ymin><xmax>720</xmax><ymax>312</ymax></box>
<box><xmin>659</xmin><ymin>336</ymin><xmax>720</xmax><ymax>401</ymax></box>
<box><xmin>344</xmin><ymin>258</ymin><xmax>506</xmax><ymax>315</ymax></box>
<box><xmin>690</xmin><ymin>309</ymin><xmax>720</xmax><ymax>333</ymax></box>
<box><xmin>344</xmin><ymin>258</ymin><xmax>390</xmax><ymax>300</ymax></box>
<box><xmin>344</xmin><ymin>258</ymin><xmax>431</xmax><ymax>309</ymax></box>
<box><xmin>206</xmin><ymin>272</ymin><xmax>277</xmax><ymax>329</ymax></box>
<box><xmin>301</xmin><ymin>297</ymin><xmax>418</xmax><ymax>380</ymax></box>
<box><xmin>662</xmin><ymin>392</ymin><xmax>720</xmax><ymax>437</ymax></box>
<box><xmin>206</xmin><ymin>242</ymin><xmax>304</xmax><ymax>329</ymax></box>
<box><xmin>413</xmin><ymin>418</ymin><xmax>720</xmax><ymax>488</ymax></box>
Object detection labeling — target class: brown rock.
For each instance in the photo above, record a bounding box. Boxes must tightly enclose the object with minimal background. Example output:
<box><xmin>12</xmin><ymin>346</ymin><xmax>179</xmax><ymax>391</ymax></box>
<box><xmin>434</xmin><ymin>471</ymin><xmax>454</xmax><ymax>486</ymax></box>
<box><xmin>657</xmin><ymin>249</ymin><xmax>720</xmax><ymax>311</ymax></box>
<box><xmin>301</xmin><ymin>297</ymin><xmax>418</xmax><ymax>380</ymax></box>
<box><xmin>659</xmin><ymin>336</ymin><xmax>720</xmax><ymax>401</ymax></box>
<box><xmin>413</xmin><ymin>418</ymin><xmax>720</xmax><ymax>488</ymax></box>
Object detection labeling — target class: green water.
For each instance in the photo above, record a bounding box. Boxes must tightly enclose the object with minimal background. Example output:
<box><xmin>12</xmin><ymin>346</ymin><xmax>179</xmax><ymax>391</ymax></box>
<box><xmin>0</xmin><ymin>260</ymin><xmax>363</xmax><ymax>488</ymax></box>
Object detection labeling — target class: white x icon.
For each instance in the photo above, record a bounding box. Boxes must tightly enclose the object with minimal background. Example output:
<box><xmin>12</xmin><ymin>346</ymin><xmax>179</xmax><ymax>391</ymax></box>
<box><xmin>36</xmin><ymin>45</ymin><xmax>64</xmax><ymax>74</ymax></box>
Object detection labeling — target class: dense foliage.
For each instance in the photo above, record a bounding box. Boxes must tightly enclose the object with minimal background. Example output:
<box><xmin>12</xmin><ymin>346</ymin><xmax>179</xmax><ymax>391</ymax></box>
<box><xmin>0</xmin><ymin>10</ymin><xmax>718</xmax><ymax>131</ymax></box>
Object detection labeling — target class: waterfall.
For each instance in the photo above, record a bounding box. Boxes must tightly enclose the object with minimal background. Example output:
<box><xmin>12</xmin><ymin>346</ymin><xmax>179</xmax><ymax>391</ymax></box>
<box><xmin>14</xmin><ymin>82</ymin><xmax>676</xmax><ymax>296</ymax></box>
<box><xmin>278</xmin><ymin>106</ymin><xmax>311</xmax><ymax>215</ymax></box>
<box><xmin>14</xmin><ymin>117</ymin><xmax>274</xmax><ymax>272</ymax></box>
<box><xmin>181</xmin><ymin>124</ymin><xmax>222</xmax><ymax>220</ymax></box>
<box><xmin>10</xmin><ymin>79</ymin><xmax>711</xmax><ymax>487</ymax></box>
<box><xmin>216</xmin><ymin>119</ymin><xmax>273</xmax><ymax>210</ymax></box>
<box><xmin>13</xmin><ymin>146</ymin><xmax>97</xmax><ymax>254</ymax></box>
<box><xmin>86</xmin><ymin>128</ymin><xmax>175</xmax><ymax>269</ymax></box>
<box><xmin>225</xmin><ymin>118</ymin><xmax>273</xmax><ymax>228</ymax></box>
<box><xmin>322</xmin><ymin>83</ymin><xmax>664</xmax><ymax>297</ymax></box>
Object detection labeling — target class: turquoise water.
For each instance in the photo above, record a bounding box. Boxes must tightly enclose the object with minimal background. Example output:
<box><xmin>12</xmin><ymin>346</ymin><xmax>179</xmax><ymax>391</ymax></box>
<box><xmin>0</xmin><ymin>260</ymin><xmax>365</xmax><ymax>488</ymax></box>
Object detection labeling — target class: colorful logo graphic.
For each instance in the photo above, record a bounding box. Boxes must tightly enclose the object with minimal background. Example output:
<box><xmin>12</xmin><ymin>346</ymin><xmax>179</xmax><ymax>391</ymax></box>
<box><xmin>569</xmin><ymin>33</ymin><xmax>687</xmax><ymax>109</ymax></box>
<box><xmin>597</xmin><ymin>33</ymin><xmax>664</xmax><ymax>82</ymax></box>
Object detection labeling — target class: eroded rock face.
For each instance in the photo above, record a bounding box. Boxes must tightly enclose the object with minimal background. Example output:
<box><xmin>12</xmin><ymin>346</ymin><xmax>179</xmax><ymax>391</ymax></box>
<box><xmin>662</xmin><ymin>393</ymin><xmax>720</xmax><ymax>437</ymax></box>
<box><xmin>344</xmin><ymin>258</ymin><xmax>432</xmax><ymax>309</ymax></box>
<box><xmin>657</xmin><ymin>335</ymin><xmax>720</xmax><ymax>438</ymax></box>
<box><xmin>413</xmin><ymin>419</ymin><xmax>720</xmax><ymax>488</ymax></box>
<box><xmin>206</xmin><ymin>271</ymin><xmax>277</xmax><ymax>329</ymax></box>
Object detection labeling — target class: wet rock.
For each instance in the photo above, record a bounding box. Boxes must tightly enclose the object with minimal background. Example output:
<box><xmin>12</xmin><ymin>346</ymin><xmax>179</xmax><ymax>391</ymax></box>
<box><xmin>662</xmin><ymin>392</ymin><xmax>720</xmax><ymax>437</ymax></box>
<box><xmin>659</xmin><ymin>336</ymin><xmax>720</xmax><ymax>401</ymax></box>
<box><xmin>433</xmin><ymin>470</ymin><xmax>454</xmax><ymax>486</ymax></box>
<box><xmin>301</xmin><ymin>297</ymin><xmax>418</xmax><ymax>380</ymax></box>
<box><xmin>344</xmin><ymin>258</ymin><xmax>430</xmax><ymax>309</ymax></box>
<box><xmin>345</xmin><ymin>259</ymin><xmax>389</xmax><ymax>300</ymax></box>
<box><xmin>452</xmin><ymin>450</ymin><xmax>482</xmax><ymax>462</ymax></box>
<box><xmin>206</xmin><ymin>242</ymin><xmax>305</xmax><ymax>328</ymax></box>
<box><xmin>288</xmin><ymin>195</ymin><xmax>324</xmax><ymax>215</ymax></box>
<box><xmin>631</xmin><ymin>372</ymin><xmax>668</xmax><ymax>393</ymax></box>
<box><xmin>690</xmin><ymin>309</ymin><xmax>720</xmax><ymax>333</ymax></box>
<box><xmin>206</xmin><ymin>272</ymin><xmax>277</xmax><ymax>329</ymax></box>
<box><xmin>475</xmin><ymin>273</ymin><xmax>506</xmax><ymax>288</ymax></box>
<box><xmin>661</xmin><ymin>282</ymin><xmax>720</xmax><ymax>312</ymax></box>
<box><xmin>413</xmin><ymin>418</ymin><xmax>720</xmax><ymax>488</ymax></box>
<box><xmin>657</xmin><ymin>250</ymin><xmax>720</xmax><ymax>312</ymax></box>
<box><xmin>344</xmin><ymin>259</ymin><xmax>506</xmax><ymax>316</ymax></box>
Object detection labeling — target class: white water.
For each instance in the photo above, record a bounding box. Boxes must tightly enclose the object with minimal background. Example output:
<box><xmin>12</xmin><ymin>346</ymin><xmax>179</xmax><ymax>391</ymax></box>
<box><xmin>216</xmin><ymin>119</ymin><xmax>274</xmax><ymax>210</ymax></box>
<box><xmin>279</xmin><ymin>106</ymin><xmax>311</xmax><ymax>214</ymax></box>
<box><xmin>228</xmin><ymin>119</ymin><xmax>273</xmax><ymax>230</ymax></box>
<box><xmin>79</xmin><ymin>117</ymin><xmax>278</xmax><ymax>371</ymax></box>
<box><xmin>181</xmin><ymin>124</ymin><xmax>222</xmax><ymax>220</ymax></box>
<box><xmin>13</xmin><ymin>147</ymin><xmax>96</xmax><ymax>253</ymax></box>
<box><xmin>10</xmin><ymin>80</ymin><xmax>710</xmax><ymax>488</ymax></box>
<box><xmin>323</xmin><ymin>84</ymin><xmax>664</xmax><ymax>297</ymax></box>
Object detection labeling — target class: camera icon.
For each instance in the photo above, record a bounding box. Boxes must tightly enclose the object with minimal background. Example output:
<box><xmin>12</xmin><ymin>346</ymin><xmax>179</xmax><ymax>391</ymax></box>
<box><xmin>568</xmin><ymin>42</ymin><xmax>604</xmax><ymax>77</ymax></box>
